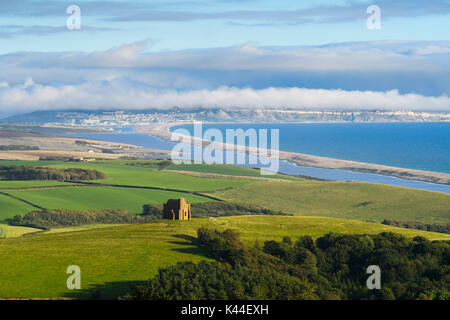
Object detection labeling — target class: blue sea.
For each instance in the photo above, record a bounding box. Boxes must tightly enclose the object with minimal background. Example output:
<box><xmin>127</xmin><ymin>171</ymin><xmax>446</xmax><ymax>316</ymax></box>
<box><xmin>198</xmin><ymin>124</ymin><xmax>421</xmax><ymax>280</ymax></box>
<box><xmin>174</xmin><ymin>122</ymin><xmax>450</xmax><ymax>174</ymax></box>
<box><xmin>61</xmin><ymin>123</ymin><xmax>450</xmax><ymax>193</ymax></box>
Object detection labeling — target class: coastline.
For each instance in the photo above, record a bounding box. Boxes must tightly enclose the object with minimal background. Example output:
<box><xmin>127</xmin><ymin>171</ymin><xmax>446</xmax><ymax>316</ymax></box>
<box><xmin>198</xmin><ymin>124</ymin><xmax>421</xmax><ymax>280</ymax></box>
<box><xmin>135</xmin><ymin>122</ymin><xmax>450</xmax><ymax>186</ymax></box>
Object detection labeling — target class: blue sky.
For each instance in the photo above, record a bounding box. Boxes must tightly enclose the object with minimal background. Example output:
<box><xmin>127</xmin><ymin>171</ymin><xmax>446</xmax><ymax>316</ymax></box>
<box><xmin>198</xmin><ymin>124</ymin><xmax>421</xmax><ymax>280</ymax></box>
<box><xmin>0</xmin><ymin>0</ymin><xmax>450</xmax><ymax>115</ymax></box>
<box><xmin>1</xmin><ymin>0</ymin><xmax>450</xmax><ymax>52</ymax></box>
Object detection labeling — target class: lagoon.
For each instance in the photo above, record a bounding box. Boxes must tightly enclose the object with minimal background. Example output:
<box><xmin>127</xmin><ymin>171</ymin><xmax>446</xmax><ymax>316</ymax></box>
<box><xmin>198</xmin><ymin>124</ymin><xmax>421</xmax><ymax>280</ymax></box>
<box><xmin>61</xmin><ymin>124</ymin><xmax>450</xmax><ymax>194</ymax></box>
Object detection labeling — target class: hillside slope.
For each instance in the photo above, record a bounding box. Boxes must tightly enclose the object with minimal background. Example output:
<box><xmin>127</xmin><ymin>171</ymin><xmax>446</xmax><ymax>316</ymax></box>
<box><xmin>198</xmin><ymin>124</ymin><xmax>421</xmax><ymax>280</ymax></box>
<box><xmin>0</xmin><ymin>216</ymin><xmax>448</xmax><ymax>299</ymax></box>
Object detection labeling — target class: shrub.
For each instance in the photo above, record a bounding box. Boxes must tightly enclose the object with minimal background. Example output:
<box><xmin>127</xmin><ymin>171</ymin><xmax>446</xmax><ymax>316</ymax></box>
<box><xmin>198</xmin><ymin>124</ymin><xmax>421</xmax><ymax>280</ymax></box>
<box><xmin>141</xmin><ymin>201</ymin><xmax>291</xmax><ymax>219</ymax></box>
<box><xmin>382</xmin><ymin>219</ymin><xmax>450</xmax><ymax>235</ymax></box>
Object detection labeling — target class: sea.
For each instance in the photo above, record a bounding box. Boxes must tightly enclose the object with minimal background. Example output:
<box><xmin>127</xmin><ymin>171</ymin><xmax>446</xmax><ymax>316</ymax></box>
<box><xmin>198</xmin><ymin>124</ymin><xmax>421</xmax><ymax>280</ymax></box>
<box><xmin>60</xmin><ymin>122</ymin><xmax>450</xmax><ymax>194</ymax></box>
<box><xmin>173</xmin><ymin>122</ymin><xmax>450</xmax><ymax>174</ymax></box>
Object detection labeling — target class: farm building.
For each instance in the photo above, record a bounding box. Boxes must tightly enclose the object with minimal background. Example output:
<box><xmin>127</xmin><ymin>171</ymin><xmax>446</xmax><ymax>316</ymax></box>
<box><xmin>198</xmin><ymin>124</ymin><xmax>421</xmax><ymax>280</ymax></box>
<box><xmin>163</xmin><ymin>198</ymin><xmax>191</xmax><ymax>220</ymax></box>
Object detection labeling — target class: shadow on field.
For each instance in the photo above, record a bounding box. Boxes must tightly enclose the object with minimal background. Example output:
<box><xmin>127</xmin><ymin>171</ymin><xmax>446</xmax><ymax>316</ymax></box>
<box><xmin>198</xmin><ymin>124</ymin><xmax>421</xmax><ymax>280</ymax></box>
<box><xmin>61</xmin><ymin>280</ymin><xmax>145</xmax><ymax>300</ymax></box>
<box><xmin>172</xmin><ymin>234</ymin><xmax>197</xmax><ymax>242</ymax></box>
<box><xmin>169</xmin><ymin>234</ymin><xmax>213</xmax><ymax>259</ymax></box>
<box><xmin>61</xmin><ymin>234</ymin><xmax>213</xmax><ymax>300</ymax></box>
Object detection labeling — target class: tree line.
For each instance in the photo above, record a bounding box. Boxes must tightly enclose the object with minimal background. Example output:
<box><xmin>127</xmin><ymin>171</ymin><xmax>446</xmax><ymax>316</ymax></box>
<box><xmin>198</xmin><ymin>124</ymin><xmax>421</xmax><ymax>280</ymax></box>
<box><xmin>9</xmin><ymin>209</ymin><xmax>153</xmax><ymax>228</ymax></box>
<box><xmin>129</xmin><ymin>229</ymin><xmax>450</xmax><ymax>300</ymax></box>
<box><xmin>142</xmin><ymin>202</ymin><xmax>290</xmax><ymax>219</ymax></box>
<box><xmin>0</xmin><ymin>165</ymin><xmax>106</xmax><ymax>181</ymax></box>
<box><xmin>382</xmin><ymin>219</ymin><xmax>450</xmax><ymax>235</ymax></box>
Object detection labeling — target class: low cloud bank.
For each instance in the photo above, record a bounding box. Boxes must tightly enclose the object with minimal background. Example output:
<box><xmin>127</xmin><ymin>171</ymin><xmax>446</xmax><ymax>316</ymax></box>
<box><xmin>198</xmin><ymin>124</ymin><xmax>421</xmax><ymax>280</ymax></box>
<box><xmin>1</xmin><ymin>80</ymin><xmax>449</xmax><ymax>113</ymax></box>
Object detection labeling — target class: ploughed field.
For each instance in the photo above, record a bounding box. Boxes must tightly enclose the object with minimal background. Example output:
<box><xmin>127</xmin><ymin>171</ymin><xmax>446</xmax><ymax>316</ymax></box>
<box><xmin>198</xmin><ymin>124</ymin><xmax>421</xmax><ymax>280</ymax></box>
<box><xmin>0</xmin><ymin>159</ymin><xmax>449</xmax><ymax>299</ymax></box>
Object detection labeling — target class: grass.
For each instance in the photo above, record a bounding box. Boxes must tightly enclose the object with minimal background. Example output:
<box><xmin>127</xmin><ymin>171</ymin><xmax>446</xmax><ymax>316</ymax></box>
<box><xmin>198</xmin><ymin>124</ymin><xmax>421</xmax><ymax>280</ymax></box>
<box><xmin>1</xmin><ymin>159</ymin><xmax>450</xmax><ymax>299</ymax></box>
<box><xmin>0</xmin><ymin>193</ymin><xmax>36</xmax><ymax>221</ymax></box>
<box><xmin>43</xmin><ymin>224</ymin><xmax>125</xmax><ymax>234</ymax></box>
<box><xmin>3</xmin><ymin>186</ymin><xmax>213</xmax><ymax>215</ymax></box>
<box><xmin>0</xmin><ymin>223</ymin><xmax>40</xmax><ymax>238</ymax></box>
<box><xmin>46</xmin><ymin>161</ymin><xmax>255</xmax><ymax>191</ymax></box>
<box><xmin>211</xmin><ymin>180</ymin><xmax>450</xmax><ymax>224</ymax></box>
<box><xmin>0</xmin><ymin>160</ymin><xmax>66</xmax><ymax>166</ymax></box>
<box><xmin>0</xmin><ymin>215</ymin><xmax>448</xmax><ymax>299</ymax></box>
<box><xmin>0</xmin><ymin>180</ymin><xmax>75</xmax><ymax>189</ymax></box>
<box><xmin>166</xmin><ymin>163</ymin><xmax>303</xmax><ymax>181</ymax></box>
<box><xmin>0</xmin><ymin>221</ymin><xmax>212</xmax><ymax>299</ymax></box>
<box><xmin>2</xmin><ymin>160</ymin><xmax>449</xmax><ymax>225</ymax></box>
<box><xmin>204</xmin><ymin>216</ymin><xmax>450</xmax><ymax>242</ymax></box>
<box><xmin>0</xmin><ymin>161</ymin><xmax>261</xmax><ymax>221</ymax></box>
<box><xmin>0</xmin><ymin>223</ymin><xmax>127</xmax><ymax>237</ymax></box>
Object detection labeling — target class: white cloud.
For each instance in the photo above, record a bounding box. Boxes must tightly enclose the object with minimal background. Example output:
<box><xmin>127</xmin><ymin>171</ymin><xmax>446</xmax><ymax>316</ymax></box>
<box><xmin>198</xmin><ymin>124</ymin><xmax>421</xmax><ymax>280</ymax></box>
<box><xmin>3</xmin><ymin>40</ymin><xmax>450</xmax><ymax>77</ymax></box>
<box><xmin>32</xmin><ymin>41</ymin><xmax>446</xmax><ymax>72</ymax></box>
<box><xmin>1</xmin><ymin>40</ymin><xmax>450</xmax><ymax>114</ymax></box>
<box><xmin>0</xmin><ymin>81</ymin><xmax>449</xmax><ymax>113</ymax></box>
<box><xmin>22</xmin><ymin>77</ymin><xmax>35</xmax><ymax>88</ymax></box>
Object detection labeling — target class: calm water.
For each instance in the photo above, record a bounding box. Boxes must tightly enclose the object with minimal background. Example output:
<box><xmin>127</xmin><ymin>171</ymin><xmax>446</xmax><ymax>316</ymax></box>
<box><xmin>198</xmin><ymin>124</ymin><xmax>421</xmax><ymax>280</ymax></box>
<box><xmin>61</xmin><ymin>130</ymin><xmax>176</xmax><ymax>150</ymax></box>
<box><xmin>60</xmin><ymin>123</ymin><xmax>450</xmax><ymax>194</ymax></box>
<box><xmin>174</xmin><ymin>122</ymin><xmax>450</xmax><ymax>174</ymax></box>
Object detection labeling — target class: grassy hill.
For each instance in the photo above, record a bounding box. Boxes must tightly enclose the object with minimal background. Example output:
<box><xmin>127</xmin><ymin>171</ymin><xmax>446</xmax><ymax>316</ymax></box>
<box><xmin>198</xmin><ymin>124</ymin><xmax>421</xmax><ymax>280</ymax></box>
<box><xmin>211</xmin><ymin>180</ymin><xmax>450</xmax><ymax>224</ymax></box>
<box><xmin>0</xmin><ymin>215</ymin><xmax>448</xmax><ymax>299</ymax></box>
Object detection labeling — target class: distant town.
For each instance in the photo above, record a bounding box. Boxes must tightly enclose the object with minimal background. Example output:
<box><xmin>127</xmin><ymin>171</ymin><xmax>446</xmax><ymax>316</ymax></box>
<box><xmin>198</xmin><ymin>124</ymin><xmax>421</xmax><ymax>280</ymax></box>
<box><xmin>4</xmin><ymin>108</ymin><xmax>450</xmax><ymax>128</ymax></box>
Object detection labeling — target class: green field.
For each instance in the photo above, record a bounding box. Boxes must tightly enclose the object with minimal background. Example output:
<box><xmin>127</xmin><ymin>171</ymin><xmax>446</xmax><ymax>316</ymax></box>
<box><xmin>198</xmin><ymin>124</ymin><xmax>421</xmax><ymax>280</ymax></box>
<box><xmin>211</xmin><ymin>180</ymin><xmax>450</xmax><ymax>224</ymax></box>
<box><xmin>0</xmin><ymin>160</ymin><xmax>65</xmax><ymax>166</ymax></box>
<box><xmin>1</xmin><ymin>215</ymin><xmax>448</xmax><ymax>299</ymax></box>
<box><xmin>0</xmin><ymin>180</ymin><xmax>75</xmax><ymax>189</ymax></box>
<box><xmin>0</xmin><ymin>223</ymin><xmax>40</xmax><ymax>238</ymax></box>
<box><xmin>1</xmin><ymin>160</ymin><xmax>449</xmax><ymax>224</ymax></box>
<box><xmin>166</xmin><ymin>163</ymin><xmax>303</xmax><ymax>180</ymax></box>
<box><xmin>42</xmin><ymin>224</ymin><xmax>124</xmax><ymax>235</ymax></box>
<box><xmin>0</xmin><ymin>161</ymin><xmax>261</xmax><ymax>220</ymax></box>
<box><xmin>0</xmin><ymin>193</ymin><xmax>36</xmax><ymax>221</ymax></box>
<box><xmin>46</xmin><ymin>161</ymin><xmax>255</xmax><ymax>191</ymax></box>
<box><xmin>3</xmin><ymin>186</ymin><xmax>211</xmax><ymax>216</ymax></box>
